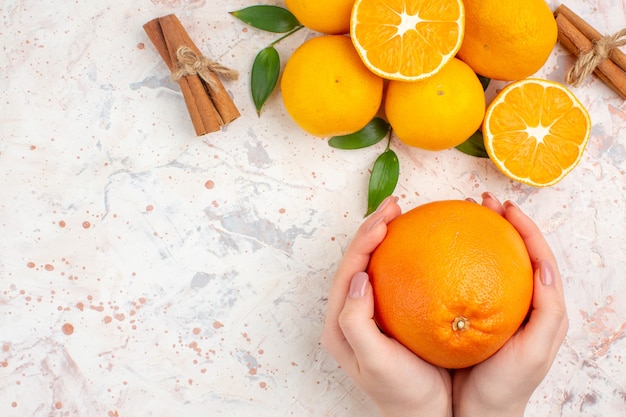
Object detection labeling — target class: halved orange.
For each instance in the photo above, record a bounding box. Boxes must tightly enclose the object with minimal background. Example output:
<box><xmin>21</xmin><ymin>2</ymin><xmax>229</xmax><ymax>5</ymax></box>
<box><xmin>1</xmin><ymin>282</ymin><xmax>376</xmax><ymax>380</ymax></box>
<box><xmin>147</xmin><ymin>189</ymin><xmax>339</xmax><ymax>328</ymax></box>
<box><xmin>350</xmin><ymin>0</ymin><xmax>464</xmax><ymax>81</ymax></box>
<box><xmin>483</xmin><ymin>79</ymin><xmax>591</xmax><ymax>187</ymax></box>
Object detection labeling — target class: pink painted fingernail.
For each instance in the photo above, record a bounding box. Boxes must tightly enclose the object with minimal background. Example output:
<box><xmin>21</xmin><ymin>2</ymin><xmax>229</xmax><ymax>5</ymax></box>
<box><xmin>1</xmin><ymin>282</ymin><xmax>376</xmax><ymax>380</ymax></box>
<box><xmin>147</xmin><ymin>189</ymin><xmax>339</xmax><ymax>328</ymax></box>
<box><xmin>374</xmin><ymin>195</ymin><xmax>398</xmax><ymax>214</ymax></box>
<box><xmin>540</xmin><ymin>260</ymin><xmax>555</xmax><ymax>286</ymax></box>
<box><xmin>481</xmin><ymin>191</ymin><xmax>498</xmax><ymax>201</ymax></box>
<box><xmin>465</xmin><ymin>197</ymin><xmax>477</xmax><ymax>203</ymax></box>
<box><xmin>349</xmin><ymin>272</ymin><xmax>369</xmax><ymax>298</ymax></box>
<box><xmin>503</xmin><ymin>200</ymin><xmax>520</xmax><ymax>210</ymax></box>
<box><xmin>366</xmin><ymin>215</ymin><xmax>385</xmax><ymax>232</ymax></box>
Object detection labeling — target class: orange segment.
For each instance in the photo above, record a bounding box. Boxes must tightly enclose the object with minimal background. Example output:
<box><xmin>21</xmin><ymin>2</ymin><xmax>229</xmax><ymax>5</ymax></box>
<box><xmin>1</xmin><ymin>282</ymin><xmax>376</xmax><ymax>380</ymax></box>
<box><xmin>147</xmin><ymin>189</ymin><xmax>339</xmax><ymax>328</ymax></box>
<box><xmin>483</xmin><ymin>79</ymin><xmax>591</xmax><ymax>187</ymax></box>
<box><xmin>350</xmin><ymin>0</ymin><xmax>464</xmax><ymax>81</ymax></box>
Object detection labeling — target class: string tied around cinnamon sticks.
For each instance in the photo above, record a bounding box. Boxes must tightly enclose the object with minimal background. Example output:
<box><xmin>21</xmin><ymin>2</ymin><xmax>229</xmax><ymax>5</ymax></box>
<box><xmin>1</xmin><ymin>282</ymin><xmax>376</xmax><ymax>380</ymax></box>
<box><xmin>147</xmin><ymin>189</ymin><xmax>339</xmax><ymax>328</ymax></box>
<box><xmin>143</xmin><ymin>14</ymin><xmax>241</xmax><ymax>136</ymax></box>
<box><xmin>171</xmin><ymin>46</ymin><xmax>239</xmax><ymax>92</ymax></box>
<box><xmin>566</xmin><ymin>28</ymin><xmax>626</xmax><ymax>87</ymax></box>
<box><xmin>555</xmin><ymin>4</ymin><xmax>626</xmax><ymax>99</ymax></box>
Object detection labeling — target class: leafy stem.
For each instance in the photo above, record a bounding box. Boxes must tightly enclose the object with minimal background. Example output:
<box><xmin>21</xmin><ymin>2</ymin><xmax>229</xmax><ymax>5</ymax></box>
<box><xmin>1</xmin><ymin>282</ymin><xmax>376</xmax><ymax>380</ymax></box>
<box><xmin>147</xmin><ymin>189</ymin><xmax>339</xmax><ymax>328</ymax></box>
<box><xmin>455</xmin><ymin>73</ymin><xmax>491</xmax><ymax>158</ymax></box>
<box><xmin>329</xmin><ymin>117</ymin><xmax>398</xmax><ymax>216</ymax></box>
<box><xmin>383</xmin><ymin>124</ymin><xmax>392</xmax><ymax>151</ymax></box>
<box><xmin>231</xmin><ymin>5</ymin><xmax>304</xmax><ymax>115</ymax></box>
<box><xmin>366</xmin><ymin>134</ymin><xmax>399</xmax><ymax>216</ymax></box>
<box><xmin>269</xmin><ymin>25</ymin><xmax>304</xmax><ymax>47</ymax></box>
<box><xmin>232</xmin><ymin>6</ymin><xmax>402</xmax><ymax>214</ymax></box>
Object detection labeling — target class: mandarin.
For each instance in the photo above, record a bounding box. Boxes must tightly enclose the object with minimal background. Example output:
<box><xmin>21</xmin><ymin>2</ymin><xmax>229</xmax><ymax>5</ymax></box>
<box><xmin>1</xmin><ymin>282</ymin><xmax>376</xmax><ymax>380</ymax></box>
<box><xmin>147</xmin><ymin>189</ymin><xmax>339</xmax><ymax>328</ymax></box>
<box><xmin>285</xmin><ymin>0</ymin><xmax>355</xmax><ymax>34</ymax></box>
<box><xmin>456</xmin><ymin>0</ymin><xmax>557</xmax><ymax>81</ymax></box>
<box><xmin>281</xmin><ymin>35</ymin><xmax>383</xmax><ymax>137</ymax></box>
<box><xmin>384</xmin><ymin>58</ymin><xmax>485</xmax><ymax>150</ymax></box>
<box><xmin>350</xmin><ymin>0</ymin><xmax>464</xmax><ymax>81</ymax></box>
<box><xmin>367</xmin><ymin>200</ymin><xmax>533</xmax><ymax>369</ymax></box>
<box><xmin>483</xmin><ymin>78</ymin><xmax>591</xmax><ymax>187</ymax></box>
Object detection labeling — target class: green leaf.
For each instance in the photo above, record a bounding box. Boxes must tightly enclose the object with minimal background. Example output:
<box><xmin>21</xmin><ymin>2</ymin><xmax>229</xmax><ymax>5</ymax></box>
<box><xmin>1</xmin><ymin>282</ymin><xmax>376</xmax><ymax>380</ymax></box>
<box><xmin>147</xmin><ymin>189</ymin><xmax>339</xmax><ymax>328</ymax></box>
<box><xmin>477</xmin><ymin>74</ymin><xmax>491</xmax><ymax>91</ymax></box>
<box><xmin>455</xmin><ymin>130</ymin><xmax>489</xmax><ymax>158</ymax></box>
<box><xmin>328</xmin><ymin>118</ymin><xmax>390</xmax><ymax>149</ymax></box>
<box><xmin>251</xmin><ymin>46</ymin><xmax>280</xmax><ymax>115</ymax></box>
<box><xmin>366</xmin><ymin>149</ymin><xmax>399</xmax><ymax>216</ymax></box>
<box><xmin>230</xmin><ymin>5</ymin><xmax>300</xmax><ymax>33</ymax></box>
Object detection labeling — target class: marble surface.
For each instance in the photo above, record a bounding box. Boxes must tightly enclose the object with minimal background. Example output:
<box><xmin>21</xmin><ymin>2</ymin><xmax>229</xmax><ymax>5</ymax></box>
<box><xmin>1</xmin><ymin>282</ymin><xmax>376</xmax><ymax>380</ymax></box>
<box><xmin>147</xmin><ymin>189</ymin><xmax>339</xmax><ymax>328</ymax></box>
<box><xmin>1</xmin><ymin>0</ymin><xmax>625</xmax><ymax>416</ymax></box>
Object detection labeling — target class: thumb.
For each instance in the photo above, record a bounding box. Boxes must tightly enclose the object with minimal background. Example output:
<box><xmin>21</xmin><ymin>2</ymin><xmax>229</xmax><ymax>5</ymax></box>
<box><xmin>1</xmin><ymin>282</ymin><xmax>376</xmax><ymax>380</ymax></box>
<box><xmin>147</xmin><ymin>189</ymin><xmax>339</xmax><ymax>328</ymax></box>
<box><xmin>338</xmin><ymin>272</ymin><xmax>390</xmax><ymax>362</ymax></box>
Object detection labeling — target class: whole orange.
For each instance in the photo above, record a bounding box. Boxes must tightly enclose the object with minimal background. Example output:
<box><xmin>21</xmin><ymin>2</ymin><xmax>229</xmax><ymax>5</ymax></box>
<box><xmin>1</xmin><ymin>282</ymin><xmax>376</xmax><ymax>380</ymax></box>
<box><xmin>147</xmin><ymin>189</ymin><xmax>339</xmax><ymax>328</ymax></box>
<box><xmin>281</xmin><ymin>35</ymin><xmax>383</xmax><ymax>137</ymax></box>
<box><xmin>384</xmin><ymin>58</ymin><xmax>486</xmax><ymax>151</ymax></box>
<box><xmin>456</xmin><ymin>0</ymin><xmax>557</xmax><ymax>81</ymax></box>
<box><xmin>285</xmin><ymin>0</ymin><xmax>354</xmax><ymax>34</ymax></box>
<box><xmin>367</xmin><ymin>200</ymin><xmax>533</xmax><ymax>369</ymax></box>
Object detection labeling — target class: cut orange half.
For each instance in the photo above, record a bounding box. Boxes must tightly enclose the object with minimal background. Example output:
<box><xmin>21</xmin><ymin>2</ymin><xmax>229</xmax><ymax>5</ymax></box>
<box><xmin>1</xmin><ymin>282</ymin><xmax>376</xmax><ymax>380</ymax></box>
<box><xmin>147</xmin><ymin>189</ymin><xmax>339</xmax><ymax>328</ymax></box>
<box><xmin>350</xmin><ymin>0</ymin><xmax>464</xmax><ymax>81</ymax></box>
<box><xmin>483</xmin><ymin>79</ymin><xmax>591</xmax><ymax>187</ymax></box>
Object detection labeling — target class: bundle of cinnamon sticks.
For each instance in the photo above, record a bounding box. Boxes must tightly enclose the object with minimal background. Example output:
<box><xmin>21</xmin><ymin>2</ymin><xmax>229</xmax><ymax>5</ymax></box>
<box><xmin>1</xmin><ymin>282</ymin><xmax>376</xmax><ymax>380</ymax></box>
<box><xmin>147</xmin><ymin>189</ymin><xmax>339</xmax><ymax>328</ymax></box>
<box><xmin>144</xmin><ymin>14</ymin><xmax>240</xmax><ymax>136</ymax></box>
<box><xmin>555</xmin><ymin>4</ymin><xmax>626</xmax><ymax>99</ymax></box>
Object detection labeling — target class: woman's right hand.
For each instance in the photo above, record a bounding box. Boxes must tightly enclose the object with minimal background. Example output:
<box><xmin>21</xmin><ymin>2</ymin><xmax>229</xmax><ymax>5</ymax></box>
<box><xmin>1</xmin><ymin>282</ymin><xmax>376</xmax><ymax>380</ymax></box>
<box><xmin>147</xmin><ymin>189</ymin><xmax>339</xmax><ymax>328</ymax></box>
<box><xmin>452</xmin><ymin>193</ymin><xmax>569</xmax><ymax>417</ymax></box>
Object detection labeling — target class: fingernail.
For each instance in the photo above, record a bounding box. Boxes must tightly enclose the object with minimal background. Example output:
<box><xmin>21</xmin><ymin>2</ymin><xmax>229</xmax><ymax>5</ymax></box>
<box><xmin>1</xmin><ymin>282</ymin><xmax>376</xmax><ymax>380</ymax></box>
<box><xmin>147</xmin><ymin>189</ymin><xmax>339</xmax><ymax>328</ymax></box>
<box><xmin>349</xmin><ymin>272</ymin><xmax>369</xmax><ymax>298</ymax></box>
<box><xmin>366</xmin><ymin>215</ymin><xmax>385</xmax><ymax>232</ymax></box>
<box><xmin>481</xmin><ymin>191</ymin><xmax>498</xmax><ymax>201</ymax></box>
<box><xmin>374</xmin><ymin>195</ymin><xmax>398</xmax><ymax>215</ymax></box>
<box><xmin>465</xmin><ymin>197</ymin><xmax>477</xmax><ymax>203</ymax></box>
<box><xmin>540</xmin><ymin>260</ymin><xmax>555</xmax><ymax>286</ymax></box>
<box><xmin>503</xmin><ymin>200</ymin><xmax>520</xmax><ymax>210</ymax></box>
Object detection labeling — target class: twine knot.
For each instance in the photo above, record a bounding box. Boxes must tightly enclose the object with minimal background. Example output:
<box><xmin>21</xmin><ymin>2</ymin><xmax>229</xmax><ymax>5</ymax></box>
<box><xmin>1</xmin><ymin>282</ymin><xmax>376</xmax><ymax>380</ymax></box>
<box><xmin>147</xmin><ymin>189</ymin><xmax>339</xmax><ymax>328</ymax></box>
<box><xmin>566</xmin><ymin>28</ymin><xmax>626</xmax><ymax>87</ymax></box>
<box><xmin>171</xmin><ymin>46</ymin><xmax>239</xmax><ymax>90</ymax></box>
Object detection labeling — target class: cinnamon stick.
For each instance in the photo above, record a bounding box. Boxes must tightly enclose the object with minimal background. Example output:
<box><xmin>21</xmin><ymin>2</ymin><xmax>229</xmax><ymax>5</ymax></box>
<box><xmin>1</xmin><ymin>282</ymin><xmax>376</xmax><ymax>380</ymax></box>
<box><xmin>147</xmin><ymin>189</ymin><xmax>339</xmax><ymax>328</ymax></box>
<box><xmin>143</xmin><ymin>15</ymin><xmax>240</xmax><ymax>136</ymax></box>
<box><xmin>554</xmin><ymin>8</ymin><xmax>626</xmax><ymax>99</ymax></box>
<box><xmin>555</xmin><ymin>4</ymin><xmax>626</xmax><ymax>73</ymax></box>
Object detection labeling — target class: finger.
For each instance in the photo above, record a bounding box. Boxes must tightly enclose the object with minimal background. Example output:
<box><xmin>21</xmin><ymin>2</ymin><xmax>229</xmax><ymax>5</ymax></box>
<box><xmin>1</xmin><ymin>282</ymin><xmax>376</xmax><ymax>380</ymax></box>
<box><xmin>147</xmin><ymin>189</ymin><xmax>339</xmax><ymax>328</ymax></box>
<box><xmin>339</xmin><ymin>273</ymin><xmax>446</xmax><ymax>384</ymax></box>
<box><xmin>519</xmin><ymin>260</ymin><xmax>568</xmax><ymax>361</ymax></box>
<box><xmin>322</xmin><ymin>197</ymin><xmax>401</xmax><ymax>363</ymax></box>
<box><xmin>503</xmin><ymin>201</ymin><xmax>557</xmax><ymax>268</ymax></box>
<box><xmin>326</xmin><ymin>197</ymin><xmax>401</xmax><ymax>324</ymax></box>
<box><xmin>336</xmin><ymin>196</ymin><xmax>402</xmax><ymax>279</ymax></box>
<box><xmin>338</xmin><ymin>272</ymin><xmax>395</xmax><ymax>368</ymax></box>
<box><xmin>481</xmin><ymin>191</ymin><xmax>505</xmax><ymax>215</ymax></box>
<box><xmin>503</xmin><ymin>201</ymin><xmax>568</xmax><ymax>359</ymax></box>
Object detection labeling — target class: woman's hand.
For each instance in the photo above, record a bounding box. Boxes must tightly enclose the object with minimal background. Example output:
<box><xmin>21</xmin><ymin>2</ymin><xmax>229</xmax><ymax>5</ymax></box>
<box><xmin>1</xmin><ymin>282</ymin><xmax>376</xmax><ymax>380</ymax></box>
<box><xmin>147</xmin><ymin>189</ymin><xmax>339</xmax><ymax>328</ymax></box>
<box><xmin>321</xmin><ymin>196</ymin><xmax>452</xmax><ymax>417</ymax></box>
<box><xmin>452</xmin><ymin>193</ymin><xmax>569</xmax><ymax>417</ymax></box>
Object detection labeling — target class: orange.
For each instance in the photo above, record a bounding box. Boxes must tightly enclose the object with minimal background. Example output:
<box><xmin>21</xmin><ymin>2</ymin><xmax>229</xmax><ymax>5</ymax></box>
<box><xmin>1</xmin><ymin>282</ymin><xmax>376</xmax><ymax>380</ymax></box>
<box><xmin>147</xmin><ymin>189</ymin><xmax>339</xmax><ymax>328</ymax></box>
<box><xmin>280</xmin><ymin>35</ymin><xmax>384</xmax><ymax>137</ymax></box>
<box><xmin>285</xmin><ymin>0</ymin><xmax>354</xmax><ymax>34</ymax></box>
<box><xmin>483</xmin><ymin>78</ymin><xmax>591</xmax><ymax>187</ymax></box>
<box><xmin>367</xmin><ymin>200</ymin><xmax>533</xmax><ymax>369</ymax></box>
<box><xmin>384</xmin><ymin>58</ymin><xmax>485</xmax><ymax>150</ymax></box>
<box><xmin>456</xmin><ymin>0</ymin><xmax>557</xmax><ymax>81</ymax></box>
<box><xmin>350</xmin><ymin>0</ymin><xmax>464</xmax><ymax>81</ymax></box>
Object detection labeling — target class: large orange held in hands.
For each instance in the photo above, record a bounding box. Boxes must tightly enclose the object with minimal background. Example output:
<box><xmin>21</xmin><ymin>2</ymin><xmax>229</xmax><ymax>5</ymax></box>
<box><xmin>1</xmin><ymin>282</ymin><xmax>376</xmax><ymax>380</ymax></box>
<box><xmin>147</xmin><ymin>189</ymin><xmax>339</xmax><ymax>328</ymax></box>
<box><xmin>367</xmin><ymin>200</ymin><xmax>533</xmax><ymax>369</ymax></box>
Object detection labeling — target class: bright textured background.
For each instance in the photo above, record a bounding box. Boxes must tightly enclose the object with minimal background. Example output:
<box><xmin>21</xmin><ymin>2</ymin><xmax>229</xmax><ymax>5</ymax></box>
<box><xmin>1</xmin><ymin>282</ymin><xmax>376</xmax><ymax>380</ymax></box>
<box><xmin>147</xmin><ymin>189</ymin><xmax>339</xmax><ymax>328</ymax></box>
<box><xmin>1</xmin><ymin>0</ymin><xmax>625</xmax><ymax>415</ymax></box>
